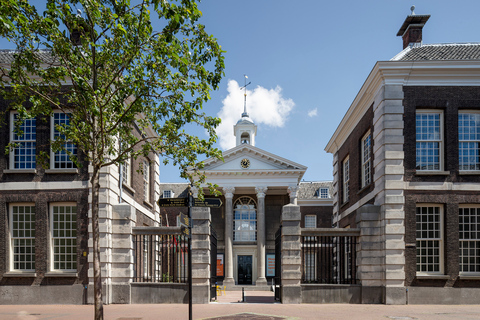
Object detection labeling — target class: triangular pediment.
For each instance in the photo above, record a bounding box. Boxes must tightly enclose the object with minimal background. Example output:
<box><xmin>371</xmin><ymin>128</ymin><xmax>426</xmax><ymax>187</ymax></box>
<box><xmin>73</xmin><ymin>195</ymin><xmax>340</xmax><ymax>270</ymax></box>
<box><xmin>203</xmin><ymin>144</ymin><xmax>307</xmax><ymax>172</ymax></box>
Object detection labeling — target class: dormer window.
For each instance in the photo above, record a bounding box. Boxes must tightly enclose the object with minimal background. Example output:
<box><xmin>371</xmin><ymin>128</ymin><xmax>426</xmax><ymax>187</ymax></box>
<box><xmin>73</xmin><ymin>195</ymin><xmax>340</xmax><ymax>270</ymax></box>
<box><xmin>163</xmin><ymin>190</ymin><xmax>173</xmax><ymax>198</ymax></box>
<box><xmin>314</xmin><ymin>188</ymin><xmax>329</xmax><ymax>199</ymax></box>
<box><xmin>241</xmin><ymin>132</ymin><xmax>250</xmax><ymax>144</ymax></box>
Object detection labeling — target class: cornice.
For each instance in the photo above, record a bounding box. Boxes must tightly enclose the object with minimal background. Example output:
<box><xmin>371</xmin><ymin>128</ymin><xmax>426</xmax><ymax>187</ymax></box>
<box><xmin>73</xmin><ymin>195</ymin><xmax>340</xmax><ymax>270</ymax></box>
<box><xmin>204</xmin><ymin>144</ymin><xmax>307</xmax><ymax>171</ymax></box>
<box><xmin>325</xmin><ymin>60</ymin><xmax>480</xmax><ymax>155</ymax></box>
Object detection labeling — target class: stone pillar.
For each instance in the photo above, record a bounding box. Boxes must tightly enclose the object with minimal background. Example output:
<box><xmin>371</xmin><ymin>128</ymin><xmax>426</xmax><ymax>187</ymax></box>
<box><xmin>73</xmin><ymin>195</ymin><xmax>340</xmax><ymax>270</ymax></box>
<box><xmin>255</xmin><ymin>186</ymin><xmax>268</xmax><ymax>286</ymax></box>
<box><xmin>223</xmin><ymin>186</ymin><xmax>235</xmax><ymax>287</ymax></box>
<box><xmin>110</xmin><ymin>204</ymin><xmax>136</xmax><ymax>304</ymax></box>
<box><xmin>287</xmin><ymin>185</ymin><xmax>299</xmax><ymax>205</ymax></box>
<box><xmin>280</xmin><ymin>204</ymin><xmax>302</xmax><ymax>304</ymax></box>
<box><xmin>356</xmin><ymin>204</ymin><xmax>384</xmax><ymax>304</ymax></box>
<box><xmin>191</xmin><ymin>207</ymin><xmax>212</xmax><ymax>303</ymax></box>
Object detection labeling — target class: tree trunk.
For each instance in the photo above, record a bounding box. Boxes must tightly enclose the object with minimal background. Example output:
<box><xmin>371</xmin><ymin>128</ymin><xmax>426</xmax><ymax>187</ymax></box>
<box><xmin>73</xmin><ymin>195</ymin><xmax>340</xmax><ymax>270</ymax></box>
<box><xmin>91</xmin><ymin>165</ymin><xmax>104</xmax><ymax>320</ymax></box>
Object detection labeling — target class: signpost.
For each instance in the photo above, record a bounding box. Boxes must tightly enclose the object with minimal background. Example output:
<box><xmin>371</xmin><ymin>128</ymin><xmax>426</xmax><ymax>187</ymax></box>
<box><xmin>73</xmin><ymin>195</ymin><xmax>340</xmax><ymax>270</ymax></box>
<box><xmin>157</xmin><ymin>194</ymin><xmax>222</xmax><ymax>320</ymax></box>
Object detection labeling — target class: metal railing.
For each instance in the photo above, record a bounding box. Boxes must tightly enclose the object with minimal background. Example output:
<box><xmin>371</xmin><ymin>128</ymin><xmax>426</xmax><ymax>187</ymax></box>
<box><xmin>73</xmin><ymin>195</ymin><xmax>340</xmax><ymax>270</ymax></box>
<box><xmin>301</xmin><ymin>228</ymin><xmax>359</xmax><ymax>284</ymax></box>
<box><xmin>210</xmin><ymin>226</ymin><xmax>217</xmax><ymax>301</ymax></box>
<box><xmin>133</xmin><ymin>226</ymin><xmax>189</xmax><ymax>283</ymax></box>
<box><xmin>274</xmin><ymin>225</ymin><xmax>282</xmax><ymax>301</ymax></box>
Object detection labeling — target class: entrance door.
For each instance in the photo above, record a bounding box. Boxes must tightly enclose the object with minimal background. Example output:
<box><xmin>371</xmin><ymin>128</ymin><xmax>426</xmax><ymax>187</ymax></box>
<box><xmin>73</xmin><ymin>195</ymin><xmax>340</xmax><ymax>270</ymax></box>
<box><xmin>237</xmin><ymin>255</ymin><xmax>252</xmax><ymax>285</ymax></box>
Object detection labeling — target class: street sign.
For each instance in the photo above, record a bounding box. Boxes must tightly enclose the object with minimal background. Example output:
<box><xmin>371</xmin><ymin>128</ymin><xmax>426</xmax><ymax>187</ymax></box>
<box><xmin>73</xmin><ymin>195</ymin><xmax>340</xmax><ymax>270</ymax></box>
<box><xmin>158</xmin><ymin>198</ymin><xmax>188</xmax><ymax>207</ymax></box>
<box><xmin>193</xmin><ymin>198</ymin><xmax>223</xmax><ymax>208</ymax></box>
<box><xmin>178</xmin><ymin>213</ymin><xmax>190</xmax><ymax>228</ymax></box>
<box><xmin>158</xmin><ymin>197</ymin><xmax>223</xmax><ymax>208</ymax></box>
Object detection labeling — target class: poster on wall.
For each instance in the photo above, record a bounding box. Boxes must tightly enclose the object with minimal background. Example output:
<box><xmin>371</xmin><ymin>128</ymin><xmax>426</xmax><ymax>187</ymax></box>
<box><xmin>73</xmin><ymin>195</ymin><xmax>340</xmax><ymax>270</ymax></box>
<box><xmin>217</xmin><ymin>254</ymin><xmax>224</xmax><ymax>277</ymax></box>
<box><xmin>266</xmin><ymin>254</ymin><xmax>275</xmax><ymax>277</ymax></box>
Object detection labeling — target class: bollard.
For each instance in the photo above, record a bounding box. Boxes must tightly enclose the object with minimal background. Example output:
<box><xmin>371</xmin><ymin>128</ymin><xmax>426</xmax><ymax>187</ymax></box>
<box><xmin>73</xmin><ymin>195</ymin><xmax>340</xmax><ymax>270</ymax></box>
<box><xmin>242</xmin><ymin>287</ymin><xmax>245</xmax><ymax>302</ymax></box>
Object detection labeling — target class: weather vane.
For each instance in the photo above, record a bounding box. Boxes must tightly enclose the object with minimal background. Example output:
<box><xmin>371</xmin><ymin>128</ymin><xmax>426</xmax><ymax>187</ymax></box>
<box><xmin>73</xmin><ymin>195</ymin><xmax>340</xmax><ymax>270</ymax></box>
<box><xmin>240</xmin><ymin>74</ymin><xmax>251</xmax><ymax>117</ymax></box>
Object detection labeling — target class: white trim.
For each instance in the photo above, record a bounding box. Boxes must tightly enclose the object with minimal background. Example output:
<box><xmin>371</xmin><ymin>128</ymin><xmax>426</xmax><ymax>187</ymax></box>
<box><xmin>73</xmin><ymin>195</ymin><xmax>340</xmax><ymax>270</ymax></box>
<box><xmin>415</xmin><ymin>110</ymin><xmax>444</xmax><ymax>171</ymax></box>
<box><xmin>458</xmin><ymin>204</ymin><xmax>480</xmax><ymax>275</ymax></box>
<box><xmin>49</xmin><ymin>202</ymin><xmax>77</xmax><ymax>273</ymax></box>
<box><xmin>0</xmin><ymin>181</ymin><xmax>88</xmax><ymax>191</ymax></box>
<box><xmin>343</xmin><ymin>156</ymin><xmax>350</xmax><ymax>203</ymax></box>
<box><xmin>50</xmin><ymin>111</ymin><xmax>76</xmax><ymax>170</ymax></box>
<box><xmin>361</xmin><ymin>130</ymin><xmax>372</xmax><ymax>188</ymax></box>
<box><xmin>9</xmin><ymin>111</ymin><xmax>37</xmax><ymax>170</ymax></box>
<box><xmin>459</xmin><ymin>110</ymin><xmax>480</xmax><ymax>172</ymax></box>
<box><xmin>9</xmin><ymin>203</ymin><xmax>36</xmax><ymax>272</ymax></box>
<box><xmin>416</xmin><ymin>203</ymin><xmax>444</xmax><ymax>276</ymax></box>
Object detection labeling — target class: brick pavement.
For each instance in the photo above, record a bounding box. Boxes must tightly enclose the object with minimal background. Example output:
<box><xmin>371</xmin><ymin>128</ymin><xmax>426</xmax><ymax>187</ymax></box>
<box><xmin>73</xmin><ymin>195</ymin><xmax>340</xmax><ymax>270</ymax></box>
<box><xmin>1</xmin><ymin>292</ymin><xmax>480</xmax><ymax>320</ymax></box>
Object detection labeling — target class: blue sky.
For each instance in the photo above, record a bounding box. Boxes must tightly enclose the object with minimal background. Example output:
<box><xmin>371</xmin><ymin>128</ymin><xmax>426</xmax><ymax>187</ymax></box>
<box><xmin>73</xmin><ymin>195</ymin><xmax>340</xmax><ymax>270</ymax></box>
<box><xmin>2</xmin><ymin>1</ymin><xmax>480</xmax><ymax>183</ymax></box>
<box><xmin>170</xmin><ymin>0</ymin><xmax>480</xmax><ymax>184</ymax></box>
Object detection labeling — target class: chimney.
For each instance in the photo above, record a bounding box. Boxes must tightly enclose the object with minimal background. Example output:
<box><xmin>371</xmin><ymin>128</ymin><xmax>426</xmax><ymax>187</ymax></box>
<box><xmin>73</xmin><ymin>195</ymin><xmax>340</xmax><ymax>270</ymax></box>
<box><xmin>396</xmin><ymin>6</ymin><xmax>430</xmax><ymax>49</ymax></box>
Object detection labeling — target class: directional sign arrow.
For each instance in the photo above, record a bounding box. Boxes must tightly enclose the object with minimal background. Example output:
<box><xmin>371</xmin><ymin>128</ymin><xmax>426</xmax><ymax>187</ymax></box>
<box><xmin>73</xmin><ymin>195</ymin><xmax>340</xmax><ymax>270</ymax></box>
<box><xmin>193</xmin><ymin>198</ymin><xmax>223</xmax><ymax>208</ymax></box>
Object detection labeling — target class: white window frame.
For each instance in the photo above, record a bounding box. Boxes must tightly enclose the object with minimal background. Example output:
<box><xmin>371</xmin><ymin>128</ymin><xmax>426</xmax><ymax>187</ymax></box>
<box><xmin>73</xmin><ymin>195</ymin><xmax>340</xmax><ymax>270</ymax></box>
<box><xmin>343</xmin><ymin>156</ymin><xmax>350</xmax><ymax>203</ymax></box>
<box><xmin>50</xmin><ymin>203</ymin><xmax>77</xmax><ymax>272</ymax></box>
<box><xmin>361</xmin><ymin>131</ymin><xmax>371</xmax><ymax>187</ymax></box>
<box><xmin>122</xmin><ymin>157</ymin><xmax>131</xmax><ymax>186</ymax></box>
<box><xmin>233</xmin><ymin>196</ymin><xmax>257</xmax><ymax>242</ymax></box>
<box><xmin>163</xmin><ymin>190</ymin><xmax>173</xmax><ymax>198</ymax></box>
<box><xmin>51</xmin><ymin>111</ymin><xmax>77</xmax><ymax>169</ymax></box>
<box><xmin>10</xmin><ymin>112</ymin><xmax>36</xmax><ymax>170</ymax></box>
<box><xmin>459</xmin><ymin>204</ymin><xmax>480</xmax><ymax>275</ymax></box>
<box><xmin>416</xmin><ymin>110</ymin><xmax>444</xmax><ymax>171</ymax></box>
<box><xmin>10</xmin><ymin>203</ymin><xmax>36</xmax><ymax>272</ymax></box>
<box><xmin>143</xmin><ymin>160</ymin><xmax>151</xmax><ymax>203</ymax></box>
<box><xmin>319</xmin><ymin>188</ymin><xmax>329</xmax><ymax>199</ymax></box>
<box><xmin>459</xmin><ymin>111</ymin><xmax>480</xmax><ymax>171</ymax></box>
<box><xmin>305</xmin><ymin>215</ymin><xmax>317</xmax><ymax>228</ymax></box>
<box><xmin>416</xmin><ymin>204</ymin><xmax>444</xmax><ymax>275</ymax></box>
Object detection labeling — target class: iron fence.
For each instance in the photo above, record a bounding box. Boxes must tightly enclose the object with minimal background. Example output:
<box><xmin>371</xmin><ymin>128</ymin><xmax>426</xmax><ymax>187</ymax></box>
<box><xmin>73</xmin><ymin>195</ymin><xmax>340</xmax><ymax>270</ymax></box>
<box><xmin>274</xmin><ymin>225</ymin><xmax>282</xmax><ymax>302</ymax></box>
<box><xmin>301</xmin><ymin>228</ymin><xmax>359</xmax><ymax>284</ymax></box>
<box><xmin>133</xmin><ymin>227</ymin><xmax>189</xmax><ymax>283</ymax></box>
<box><xmin>210</xmin><ymin>226</ymin><xmax>217</xmax><ymax>301</ymax></box>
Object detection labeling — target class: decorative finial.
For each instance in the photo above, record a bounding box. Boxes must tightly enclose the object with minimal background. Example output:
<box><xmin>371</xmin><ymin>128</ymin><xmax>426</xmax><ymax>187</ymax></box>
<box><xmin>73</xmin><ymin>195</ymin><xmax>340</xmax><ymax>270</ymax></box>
<box><xmin>240</xmin><ymin>74</ymin><xmax>251</xmax><ymax>118</ymax></box>
<box><xmin>410</xmin><ymin>5</ymin><xmax>415</xmax><ymax>15</ymax></box>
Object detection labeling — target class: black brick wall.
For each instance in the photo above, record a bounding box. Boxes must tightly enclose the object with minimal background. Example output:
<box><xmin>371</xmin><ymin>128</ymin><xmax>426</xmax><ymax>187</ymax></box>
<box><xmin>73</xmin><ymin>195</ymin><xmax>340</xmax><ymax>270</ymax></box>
<box><xmin>337</xmin><ymin>104</ymin><xmax>374</xmax><ymax>219</ymax></box>
<box><xmin>0</xmin><ymin>189</ymin><xmax>89</xmax><ymax>286</ymax></box>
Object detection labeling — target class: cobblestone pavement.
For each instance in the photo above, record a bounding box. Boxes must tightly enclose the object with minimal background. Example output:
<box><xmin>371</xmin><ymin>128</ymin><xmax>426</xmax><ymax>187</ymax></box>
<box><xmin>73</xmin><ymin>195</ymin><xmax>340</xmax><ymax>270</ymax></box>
<box><xmin>1</xmin><ymin>291</ymin><xmax>480</xmax><ymax>320</ymax></box>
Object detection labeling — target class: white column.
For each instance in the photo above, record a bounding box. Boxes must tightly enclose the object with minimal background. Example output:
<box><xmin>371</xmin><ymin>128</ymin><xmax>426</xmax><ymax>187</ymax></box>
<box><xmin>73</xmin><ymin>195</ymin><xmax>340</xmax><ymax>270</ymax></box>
<box><xmin>255</xmin><ymin>186</ymin><xmax>268</xmax><ymax>286</ymax></box>
<box><xmin>288</xmin><ymin>185</ymin><xmax>299</xmax><ymax>205</ymax></box>
<box><xmin>223</xmin><ymin>186</ymin><xmax>235</xmax><ymax>286</ymax></box>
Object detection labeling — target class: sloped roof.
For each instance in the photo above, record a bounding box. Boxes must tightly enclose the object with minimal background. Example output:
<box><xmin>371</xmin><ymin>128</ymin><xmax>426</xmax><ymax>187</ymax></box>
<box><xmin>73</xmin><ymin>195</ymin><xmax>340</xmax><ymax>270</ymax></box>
<box><xmin>0</xmin><ymin>49</ymin><xmax>58</xmax><ymax>64</ymax></box>
<box><xmin>391</xmin><ymin>43</ymin><xmax>480</xmax><ymax>61</ymax></box>
<box><xmin>298</xmin><ymin>181</ymin><xmax>333</xmax><ymax>200</ymax></box>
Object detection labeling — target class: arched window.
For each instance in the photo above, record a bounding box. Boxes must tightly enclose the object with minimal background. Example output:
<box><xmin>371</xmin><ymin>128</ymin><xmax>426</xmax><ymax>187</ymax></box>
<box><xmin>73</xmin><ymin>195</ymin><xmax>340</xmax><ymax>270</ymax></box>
<box><xmin>233</xmin><ymin>197</ymin><xmax>256</xmax><ymax>241</ymax></box>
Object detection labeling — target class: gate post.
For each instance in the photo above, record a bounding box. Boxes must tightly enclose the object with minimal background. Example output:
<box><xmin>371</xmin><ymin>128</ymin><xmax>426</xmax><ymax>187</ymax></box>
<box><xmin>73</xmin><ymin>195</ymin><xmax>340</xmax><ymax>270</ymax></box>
<box><xmin>191</xmin><ymin>206</ymin><xmax>212</xmax><ymax>303</ymax></box>
<box><xmin>280</xmin><ymin>204</ymin><xmax>302</xmax><ymax>304</ymax></box>
<box><xmin>356</xmin><ymin>204</ymin><xmax>384</xmax><ymax>303</ymax></box>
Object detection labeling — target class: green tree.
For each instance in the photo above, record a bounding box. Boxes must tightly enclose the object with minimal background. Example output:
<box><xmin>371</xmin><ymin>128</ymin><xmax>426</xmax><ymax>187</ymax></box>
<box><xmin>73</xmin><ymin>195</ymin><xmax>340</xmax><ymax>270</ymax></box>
<box><xmin>0</xmin><ymin>1</ymin><xmax>224</xmax><ymax>319</ymax></box>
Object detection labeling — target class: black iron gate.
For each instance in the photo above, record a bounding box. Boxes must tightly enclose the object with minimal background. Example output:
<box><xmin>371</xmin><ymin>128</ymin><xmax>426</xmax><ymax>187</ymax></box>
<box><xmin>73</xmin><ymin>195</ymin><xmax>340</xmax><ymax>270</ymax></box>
<box><xmin>210</xmin><ymin>226</ymin><xmax>217</xmax><ymax>301</ymax></box>
<box><xmin>274</xmin><ymin>225</ymin><xmax>282</xmax><ymax>302</ymax></box>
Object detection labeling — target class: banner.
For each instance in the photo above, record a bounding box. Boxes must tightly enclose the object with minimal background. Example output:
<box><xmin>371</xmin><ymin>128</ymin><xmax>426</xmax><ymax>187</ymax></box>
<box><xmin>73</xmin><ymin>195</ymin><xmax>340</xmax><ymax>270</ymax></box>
<box><xmin>217</xmin><ymin>254</ymin><xmax>224</xmax><ymax>277</ymax></box>
<box><xmin>266</xmin><ymin>254</ymin><xmax>275</xmax><ymax>277</ymax></box>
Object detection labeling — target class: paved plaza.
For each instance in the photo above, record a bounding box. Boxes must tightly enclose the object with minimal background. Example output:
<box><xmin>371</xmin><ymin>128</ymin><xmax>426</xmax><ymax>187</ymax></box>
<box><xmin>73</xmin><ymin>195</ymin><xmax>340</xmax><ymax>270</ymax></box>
<box><xmin>1</xmin><ymin>291</ymin><xmax>480</xmax><ymax>320</ymax></box>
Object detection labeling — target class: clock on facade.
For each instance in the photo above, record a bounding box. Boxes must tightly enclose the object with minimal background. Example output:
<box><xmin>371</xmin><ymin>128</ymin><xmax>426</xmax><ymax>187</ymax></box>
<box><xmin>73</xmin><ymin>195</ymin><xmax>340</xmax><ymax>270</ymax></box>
<box><xmin>240</xmin><ymin>158</ymin><xmax>250</xmax><ymax>169</ymax></box>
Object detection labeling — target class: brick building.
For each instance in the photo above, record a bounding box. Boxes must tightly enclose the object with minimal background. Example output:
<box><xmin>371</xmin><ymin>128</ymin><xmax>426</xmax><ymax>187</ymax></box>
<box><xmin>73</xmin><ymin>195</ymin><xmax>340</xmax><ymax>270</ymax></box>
<box><xmin>160</xmin><ymin>110</ymin><xmax>333</xmax><ymax>290</ymax></box>
<box><xmin>326</xmin><ymin>12</ymin><xmax>480</xmax><ymax>304</ymax></box>
<box><xmin>0</xmin><ymin>50</ymin><xmax>161</xmax><ymax>304</ymax></box>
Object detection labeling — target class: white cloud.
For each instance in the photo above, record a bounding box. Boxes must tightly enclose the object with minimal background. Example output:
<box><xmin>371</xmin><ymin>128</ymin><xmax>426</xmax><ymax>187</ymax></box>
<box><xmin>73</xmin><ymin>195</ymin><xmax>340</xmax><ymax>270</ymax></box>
<box><xmin>216</xmin><ymin>80</ymin><xmax>295</xmax><ymax>150</ymax></box>
<box><xmin>308</xmin><ymin>108</ymin><xmax>318</xmax><ymax>118</ymax></box>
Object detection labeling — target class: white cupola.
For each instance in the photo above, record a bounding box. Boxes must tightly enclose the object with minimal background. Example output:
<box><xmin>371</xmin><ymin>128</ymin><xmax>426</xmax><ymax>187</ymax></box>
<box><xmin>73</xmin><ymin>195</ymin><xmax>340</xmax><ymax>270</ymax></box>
<box><xmin>234</xmin><ymin>114</ymin><xmax>257</xmax><ymax>146</ymax></box>
<box><xmin>234</xmin><ymin>75</ymin><xmax>257</xmax><ymax>146</ymax></box>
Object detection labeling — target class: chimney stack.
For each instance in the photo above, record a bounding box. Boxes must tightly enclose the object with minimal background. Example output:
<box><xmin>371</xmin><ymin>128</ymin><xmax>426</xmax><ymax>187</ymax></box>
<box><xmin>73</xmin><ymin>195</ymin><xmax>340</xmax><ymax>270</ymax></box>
<box><xmin>396</xmin><ymin>6</ymin><xmax>430</xmax><ymax>49</ymax></box>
